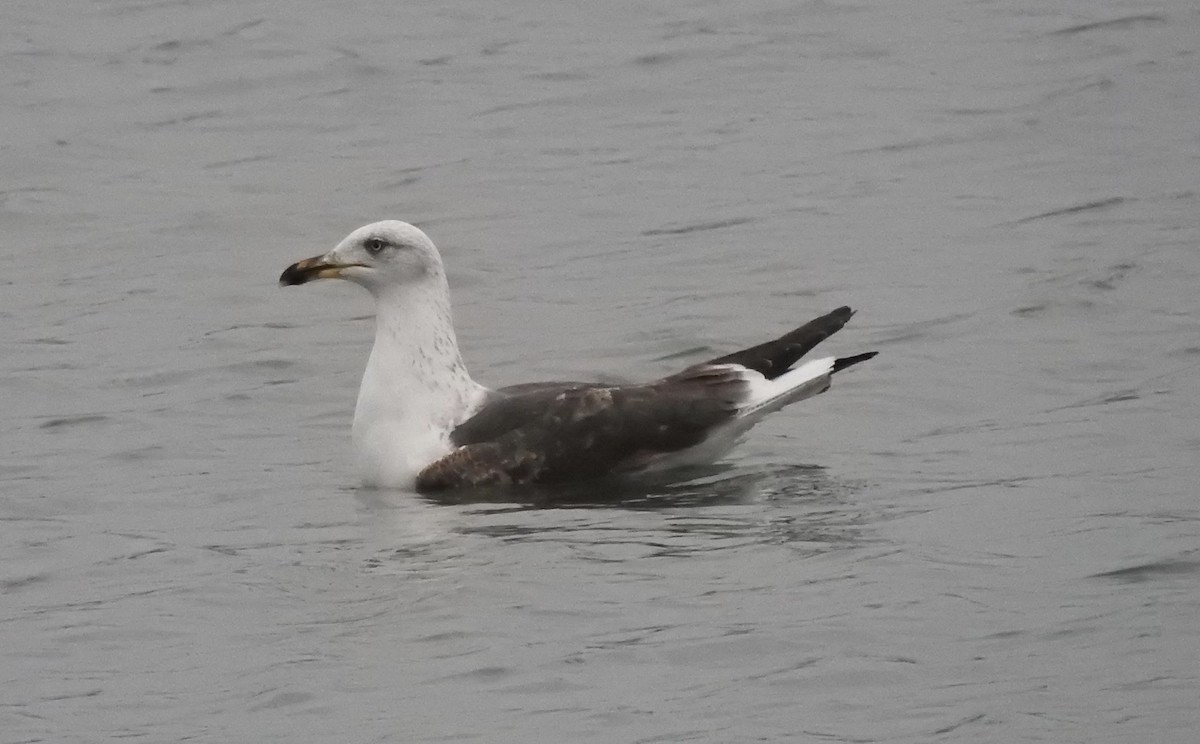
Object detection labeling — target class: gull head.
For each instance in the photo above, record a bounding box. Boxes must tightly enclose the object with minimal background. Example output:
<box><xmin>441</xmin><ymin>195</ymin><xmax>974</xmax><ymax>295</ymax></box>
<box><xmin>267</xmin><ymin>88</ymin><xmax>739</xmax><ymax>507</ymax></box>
<box><xmin>279</xmin><ymin>220</ymin><xmax>444</xmax><ymax>295</ymax></box>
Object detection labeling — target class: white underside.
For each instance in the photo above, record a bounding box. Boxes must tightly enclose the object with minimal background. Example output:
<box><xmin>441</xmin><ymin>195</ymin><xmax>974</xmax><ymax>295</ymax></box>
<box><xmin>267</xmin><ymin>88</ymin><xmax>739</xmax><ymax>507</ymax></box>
<box><xmin>353</xmin><ymin>417</ymin><xmax>452</xmax><ymax>489</ymax></box>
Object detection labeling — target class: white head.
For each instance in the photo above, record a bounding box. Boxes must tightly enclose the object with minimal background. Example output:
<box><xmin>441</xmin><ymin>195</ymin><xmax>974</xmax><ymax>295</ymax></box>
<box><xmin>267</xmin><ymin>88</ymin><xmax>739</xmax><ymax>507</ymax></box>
<box><xmin>280</xmin><ymin>220</ymin><xmax>445</xmax><ymax>296</ymax></box>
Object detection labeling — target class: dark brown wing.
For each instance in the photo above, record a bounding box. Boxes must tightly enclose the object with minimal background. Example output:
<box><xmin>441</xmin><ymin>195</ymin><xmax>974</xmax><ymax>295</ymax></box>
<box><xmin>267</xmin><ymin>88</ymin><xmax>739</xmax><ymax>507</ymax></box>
<box><xmin>448</xmin><ymin>384</ymin><xmax>589</xmax><ymax>448</ymax></box>
<box><xmin>706</xmin><ymin>306</ymin><xmax>856</xmax><ymax>380</ymax></box>
<box><xmin>417</xmin><ymin>367</ymin><xmax>749</xmax><ymax>492</ymax></box>
<box><xmin>453</xmin><ymin>306</ymin><xmax>862</xmax><ymax>446</ymax></box>
<box><xmin>494</xmin><ymin>381</ymin><xmax>595</xmax><ymax>395</ymax></box>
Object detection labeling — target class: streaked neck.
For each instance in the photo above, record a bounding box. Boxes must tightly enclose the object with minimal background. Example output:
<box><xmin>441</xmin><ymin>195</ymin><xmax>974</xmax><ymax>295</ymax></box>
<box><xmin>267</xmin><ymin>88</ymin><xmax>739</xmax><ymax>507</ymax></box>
<box><xmin>352</xmin><ymin>278</ymin><xmax>482</xmax><ymax>486</ymax></box>
<box><xmin>358</xmin><ymin>278</ymin><xmax>479</xmax><ymax>422</ymax></box>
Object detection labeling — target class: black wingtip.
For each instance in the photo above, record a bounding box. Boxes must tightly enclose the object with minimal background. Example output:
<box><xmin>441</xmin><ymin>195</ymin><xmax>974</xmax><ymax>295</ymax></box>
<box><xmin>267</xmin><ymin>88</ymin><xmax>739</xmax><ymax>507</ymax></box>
<box><xmin>705</xmin><ymin>305</ymin><xmax>864</xmax><ymax>380</ymax></box>
<box><xmin>832</xmin><ymin>351</ymin><xmax>878</xmax><ymax>373</ymax></box>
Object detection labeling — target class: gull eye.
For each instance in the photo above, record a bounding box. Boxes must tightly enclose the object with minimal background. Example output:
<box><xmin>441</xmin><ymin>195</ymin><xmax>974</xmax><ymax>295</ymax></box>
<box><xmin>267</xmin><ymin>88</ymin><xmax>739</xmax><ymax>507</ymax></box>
<box><xmin>363</xmin><ymin>238</ymin><xmax>388</xmax><ymax>255</ymax></box>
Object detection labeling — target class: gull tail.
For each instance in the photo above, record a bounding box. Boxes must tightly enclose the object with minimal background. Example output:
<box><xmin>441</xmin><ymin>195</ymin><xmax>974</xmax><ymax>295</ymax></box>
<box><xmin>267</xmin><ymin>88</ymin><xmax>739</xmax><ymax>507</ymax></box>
<box><xmin>706</xmin><ymin>305</ymin><xmax>876</xmax><ymax>419</ymax></box>
<box><xmin>708</xmin><ymin>306</ymin><xmax>860</xmax><ymax>380</ymax></box>
<box><xmin>635</xmin><ymin>311</ymin><xmax>875</xmax><ymax>472</ymax></box>
<box><xmin>739</xmin><ymin>351</ymin><xmax>876</xmax><ymax>419</ymax></box>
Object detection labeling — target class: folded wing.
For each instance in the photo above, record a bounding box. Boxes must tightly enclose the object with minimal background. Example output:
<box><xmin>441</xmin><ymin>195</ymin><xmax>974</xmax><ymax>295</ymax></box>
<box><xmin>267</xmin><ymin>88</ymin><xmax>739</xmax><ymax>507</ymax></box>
<box><xmin>416</xmin><ymin>307</ymin><xmax>875</xmax><ymax>491</ymax></box>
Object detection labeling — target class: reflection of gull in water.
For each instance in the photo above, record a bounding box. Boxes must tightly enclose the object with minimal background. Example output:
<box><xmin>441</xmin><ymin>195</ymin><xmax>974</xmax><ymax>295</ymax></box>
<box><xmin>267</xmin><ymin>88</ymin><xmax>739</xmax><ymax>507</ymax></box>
<box><xmin>353</xmin><ymin>461</ymin><xmax>871</xmax><ymax>574</ymax></box>
<box><xmin>281</xmin><ymin>221</ymin><xmax>876</xmax><ymax>491</ymax></box>
<box><xmin>425</xmin><ymin>463</ymin><xmax>873</xmax><ymax>560</ymax></box>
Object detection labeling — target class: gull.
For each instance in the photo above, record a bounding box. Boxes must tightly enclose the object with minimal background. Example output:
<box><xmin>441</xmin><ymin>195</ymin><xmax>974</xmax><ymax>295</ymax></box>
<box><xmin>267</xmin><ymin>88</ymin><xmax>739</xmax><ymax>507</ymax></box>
<box><xmin>280</xmin><ymin>220</ymin><xmax>876</xmax><ymax>491</ymax></box>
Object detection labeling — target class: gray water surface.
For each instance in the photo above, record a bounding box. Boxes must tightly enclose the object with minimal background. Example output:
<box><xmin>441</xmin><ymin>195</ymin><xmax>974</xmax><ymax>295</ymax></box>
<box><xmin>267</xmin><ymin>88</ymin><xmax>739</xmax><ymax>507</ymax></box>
<box><xmin>4</xmin><ymin>1</ymin><xmax>1199</xmax><ymax>742</ymax></box>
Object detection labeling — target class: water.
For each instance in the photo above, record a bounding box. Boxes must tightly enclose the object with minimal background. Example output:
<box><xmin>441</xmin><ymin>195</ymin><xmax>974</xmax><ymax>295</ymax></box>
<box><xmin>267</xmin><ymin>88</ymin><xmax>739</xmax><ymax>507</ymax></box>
<box><xmin>3</xmin><ymin>1</ymin><xmax>1198</xmax><ymax>741</ymax></box>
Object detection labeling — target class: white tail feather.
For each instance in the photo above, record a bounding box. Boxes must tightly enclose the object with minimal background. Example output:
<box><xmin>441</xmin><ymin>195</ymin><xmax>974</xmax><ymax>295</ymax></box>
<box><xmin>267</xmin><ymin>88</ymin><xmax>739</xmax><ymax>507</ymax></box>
<box><xmin>739</xmin><ymin>356</ymin><xmax>836</xmax><ymax>418</ymax></box>
<box><xmin>639</xmin><ymin>358</ymin><xmax>839</xmax><ymax>472</ymax></box>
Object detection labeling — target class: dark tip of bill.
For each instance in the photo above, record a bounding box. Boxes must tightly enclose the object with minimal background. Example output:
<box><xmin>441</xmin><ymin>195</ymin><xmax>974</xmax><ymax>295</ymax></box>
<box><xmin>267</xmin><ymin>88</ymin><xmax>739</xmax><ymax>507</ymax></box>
<box><xmin>279</xmin><ymin>263</ymin><xmax>310</xmax><ymax>287</ymax></box>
